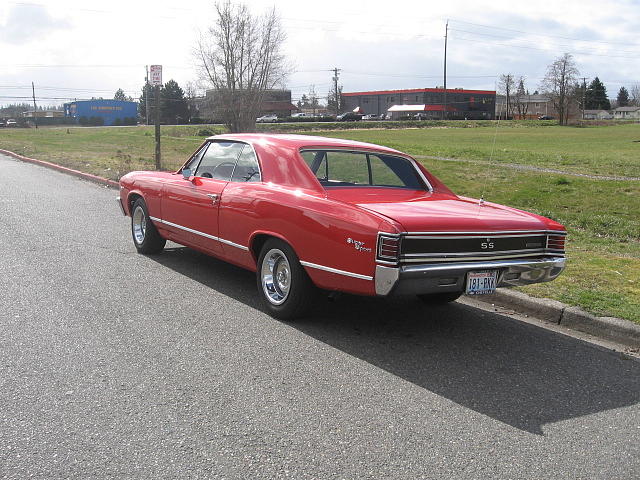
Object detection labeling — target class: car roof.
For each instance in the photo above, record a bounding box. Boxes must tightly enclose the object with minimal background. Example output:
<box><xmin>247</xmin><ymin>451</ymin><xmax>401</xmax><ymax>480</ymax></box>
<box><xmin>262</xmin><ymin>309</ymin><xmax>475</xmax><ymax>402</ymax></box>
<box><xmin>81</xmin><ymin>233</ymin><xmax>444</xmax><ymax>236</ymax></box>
<box><xmin>205</xmin><ymin>133</ymin><xmax>406</xmax><ymax>156</ymax></box>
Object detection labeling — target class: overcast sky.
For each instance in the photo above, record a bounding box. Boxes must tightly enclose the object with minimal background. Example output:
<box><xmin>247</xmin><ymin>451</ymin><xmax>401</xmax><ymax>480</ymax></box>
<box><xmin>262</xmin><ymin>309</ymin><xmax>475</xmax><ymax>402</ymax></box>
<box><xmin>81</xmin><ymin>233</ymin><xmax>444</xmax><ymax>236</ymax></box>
<box><xmin>1</xmin><ymin>0</ymin><xmax>638</xmax><ymax>107</ymax></box>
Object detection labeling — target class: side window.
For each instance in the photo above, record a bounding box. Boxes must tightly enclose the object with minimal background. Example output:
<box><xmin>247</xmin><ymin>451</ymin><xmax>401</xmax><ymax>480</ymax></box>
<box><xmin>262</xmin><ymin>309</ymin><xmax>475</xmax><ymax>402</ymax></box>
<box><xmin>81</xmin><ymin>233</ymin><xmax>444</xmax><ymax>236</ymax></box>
<box><xmin>369</xmin><ymin>155</ymin><xmax>405</xmax><ymax>187</ymax></box>
<box><xmin>194</xmin><ymin>141</ymin><xmax>244</xmax><ymax>180</ymax></box>
<box><xmin>231</xmin><ymin>145</ymin><xmax>261</xmax><ymax>182</ymax></box>
<box><xmin>184</xmin><ymin>143</ymin><xmax>209</xmax><ymax>171</ymax></box>
<box><xmin>325</xmin><ymin>151</ymin><xmax>369</xmax><ymax>184</ymax></box>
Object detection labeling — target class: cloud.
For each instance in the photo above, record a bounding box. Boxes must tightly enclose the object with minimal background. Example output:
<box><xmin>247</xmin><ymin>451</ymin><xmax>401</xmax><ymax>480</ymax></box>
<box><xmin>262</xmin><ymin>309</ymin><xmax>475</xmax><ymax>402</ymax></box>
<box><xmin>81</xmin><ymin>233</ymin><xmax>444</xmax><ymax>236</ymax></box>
<box><xmin>0</xmin><ymin>4</ymin><xmax>70</xmax><ymax>45</ymax></box>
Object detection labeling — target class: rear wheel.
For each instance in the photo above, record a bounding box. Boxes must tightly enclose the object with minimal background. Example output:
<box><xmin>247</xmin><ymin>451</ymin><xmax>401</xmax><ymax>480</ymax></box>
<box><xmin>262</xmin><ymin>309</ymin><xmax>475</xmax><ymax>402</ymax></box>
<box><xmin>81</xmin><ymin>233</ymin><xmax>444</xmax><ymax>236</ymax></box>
<box><xmin>131</xmin><ymin>198</ymin><xmax>166</xmax><ymax>254</ymax></box>
<box><xmin>416</xmin><ymin>291</ymin><xmax>462</xmax><ymax>304</ymax></box>
<box><xmin>257</xmin><ymin>239</ymin><xmax>314</xmax><ymax>321</ymax></box>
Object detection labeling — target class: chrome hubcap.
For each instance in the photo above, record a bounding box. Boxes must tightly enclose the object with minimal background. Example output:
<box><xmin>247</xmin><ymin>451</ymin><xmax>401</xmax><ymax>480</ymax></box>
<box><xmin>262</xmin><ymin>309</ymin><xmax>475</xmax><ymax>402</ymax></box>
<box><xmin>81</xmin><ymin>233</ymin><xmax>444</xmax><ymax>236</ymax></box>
<box><xmin>261</xmin><ymin>248</ymin><xmax>291</xmax><ymax>305</ymax></box>
<box><xmin>132</xmin><ymin>206</ymin><xmax>147</xmax><ymax>244</ymax></box>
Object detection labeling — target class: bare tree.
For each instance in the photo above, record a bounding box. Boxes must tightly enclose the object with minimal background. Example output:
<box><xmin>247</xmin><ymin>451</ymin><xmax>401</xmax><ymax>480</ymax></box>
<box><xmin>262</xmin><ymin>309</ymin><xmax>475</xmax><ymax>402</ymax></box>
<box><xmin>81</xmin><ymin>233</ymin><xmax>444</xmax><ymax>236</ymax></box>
<box><xmin>196</xmin><ymin>1</ymin><xmax>290</xmax><ymax>132</ymax></box>
<box><xmin>540</xmin><ymin>53</ymin><xmax>579</xmax><ymax>125</ymax></box>
<box><xmin>630</xmin><ymin>84</ymin><xmax>640</xmax><ymax>107</ymax></box>
<box><xmin>513</xmin><ymin>77</ymin><xmax>530</xmax><ymax>119</ymax></box>
<box><xmin>498</xmin><ymin>74</ymin><xmax>516</xmax><ymax>119</ymax></box>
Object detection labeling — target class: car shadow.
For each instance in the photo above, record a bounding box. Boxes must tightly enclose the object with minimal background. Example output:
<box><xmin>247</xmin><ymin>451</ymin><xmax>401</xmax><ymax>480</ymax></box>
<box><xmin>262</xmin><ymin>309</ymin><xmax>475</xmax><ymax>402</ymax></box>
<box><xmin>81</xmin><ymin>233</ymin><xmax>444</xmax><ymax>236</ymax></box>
<box><xmin>149</xmin><ymin>246</ymin><xmax>640</xmax><ymax>435</ymax></box>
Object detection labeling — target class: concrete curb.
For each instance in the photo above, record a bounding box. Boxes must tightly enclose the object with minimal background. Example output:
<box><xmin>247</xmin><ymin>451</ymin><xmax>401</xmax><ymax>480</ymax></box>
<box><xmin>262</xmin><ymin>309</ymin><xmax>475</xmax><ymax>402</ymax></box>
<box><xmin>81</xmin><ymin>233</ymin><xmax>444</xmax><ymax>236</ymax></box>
<box><xmin>0</xmin><ymin>149</ymin><xmax>120</xmax><ymax>189</ymax></box>
<box><xmin>479</xmin><ymin>289</ymin><xmax>640</xmax><ymax>348</ymax></box>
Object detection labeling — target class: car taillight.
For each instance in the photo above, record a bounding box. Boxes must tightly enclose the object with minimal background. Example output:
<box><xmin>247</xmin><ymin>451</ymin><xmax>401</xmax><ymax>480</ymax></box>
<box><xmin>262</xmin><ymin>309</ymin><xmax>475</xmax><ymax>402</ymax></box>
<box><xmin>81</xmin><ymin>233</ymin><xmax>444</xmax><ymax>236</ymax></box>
<box><xmin>546</xmin><ymin>233</ymin><xmax>566</xmax><ymax>253</ymax></box>
<box><xmin>378</xmin><ymin>235</ymin><xmax>400</xmax><ymax>261</ymax></box>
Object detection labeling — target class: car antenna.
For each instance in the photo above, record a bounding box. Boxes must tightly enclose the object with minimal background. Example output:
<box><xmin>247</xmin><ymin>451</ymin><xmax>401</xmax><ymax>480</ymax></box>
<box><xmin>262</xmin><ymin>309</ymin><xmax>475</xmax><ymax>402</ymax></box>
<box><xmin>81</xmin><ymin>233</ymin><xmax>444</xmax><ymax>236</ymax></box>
<box><xmin>479</xmin><ymin>79</ymin><xmax>502</xmax><ymax>209</ymax></box>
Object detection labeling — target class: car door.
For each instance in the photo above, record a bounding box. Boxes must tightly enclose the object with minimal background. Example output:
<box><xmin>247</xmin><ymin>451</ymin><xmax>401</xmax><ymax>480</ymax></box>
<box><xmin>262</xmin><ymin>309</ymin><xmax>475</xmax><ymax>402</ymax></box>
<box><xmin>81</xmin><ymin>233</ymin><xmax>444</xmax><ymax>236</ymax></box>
<box><xmin>161</xmin><ymin>140</ymin><xmax>245</xmax><ymax>253</ymax></box>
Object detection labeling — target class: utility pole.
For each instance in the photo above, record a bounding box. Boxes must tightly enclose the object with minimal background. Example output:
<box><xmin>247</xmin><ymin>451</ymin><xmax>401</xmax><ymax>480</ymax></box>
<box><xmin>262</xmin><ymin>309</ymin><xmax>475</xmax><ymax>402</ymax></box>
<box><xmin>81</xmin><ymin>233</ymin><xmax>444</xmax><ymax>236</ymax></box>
<box><xmin>31</xmin><ymin>82</ymin><xmax>38</xmax><ymax>129</ymax></box>
<box><xmin>443</xmin><ymin>20</ymin><xmax>448</xmax><ymax>121</ymax></box>
<box><xmin>155</xmin><ymin>84</ymin><xmax>161</xmax><ymax>170</ymax></box>
<box><xmin>505</xmin><ymin>74</ymin><xmax>511</xmax><ymax>120</ymax></box>
<box><xmin>145</xmin><ymin>65</ymin><xmax>151</xmax><ymax>125</ymax></box>
<box><xmin>581</xmin><ymin>77</ymin><xmax>588</xmax><ymax>120</ymax></box>
<box><xmin>332</xmin><ymin>67</ymin><xmax>340</xmax><ymax>117</ymax></box>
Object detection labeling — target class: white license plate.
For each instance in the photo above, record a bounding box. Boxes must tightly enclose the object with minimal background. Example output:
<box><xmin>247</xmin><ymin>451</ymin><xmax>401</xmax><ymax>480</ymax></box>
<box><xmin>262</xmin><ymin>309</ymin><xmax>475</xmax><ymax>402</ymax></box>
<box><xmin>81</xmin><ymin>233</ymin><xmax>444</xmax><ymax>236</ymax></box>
<box><xmin>466</xmin><ymin>270</ymin><xmax>497</xmax><ymax>295</ymax></box>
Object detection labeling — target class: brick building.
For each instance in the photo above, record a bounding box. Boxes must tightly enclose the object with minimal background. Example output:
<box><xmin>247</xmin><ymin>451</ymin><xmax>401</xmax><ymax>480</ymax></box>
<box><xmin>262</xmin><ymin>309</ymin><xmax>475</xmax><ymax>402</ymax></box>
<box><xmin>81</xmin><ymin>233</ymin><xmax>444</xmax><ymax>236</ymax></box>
<box><xmin>342</xmin><ymin>87</ymin><xmax>496</xmax><ymax>120</ymax></box>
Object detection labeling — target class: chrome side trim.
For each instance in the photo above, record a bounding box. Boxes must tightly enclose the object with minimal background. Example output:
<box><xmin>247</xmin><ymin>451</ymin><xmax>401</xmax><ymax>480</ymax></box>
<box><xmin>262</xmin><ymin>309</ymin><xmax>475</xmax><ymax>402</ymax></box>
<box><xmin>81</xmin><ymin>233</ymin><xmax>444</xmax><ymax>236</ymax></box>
<box><xmin>116</xmin><ymin>196</ymin><xmax>126</xmax><ymax>216</ymax></box>
<box><xmin>218</xmin><ymin>237</ymin><xmax>250</xmax><ymax>251</ymax></box>
<box><xmin>300</xmin><ymin>261</ymin><xmax>373</xmax><ymax>281</ymax></box>
<box><xmin>149</xmin><ymin>216</ymin><xmax>249</xmax><ymax>251</ymax></box>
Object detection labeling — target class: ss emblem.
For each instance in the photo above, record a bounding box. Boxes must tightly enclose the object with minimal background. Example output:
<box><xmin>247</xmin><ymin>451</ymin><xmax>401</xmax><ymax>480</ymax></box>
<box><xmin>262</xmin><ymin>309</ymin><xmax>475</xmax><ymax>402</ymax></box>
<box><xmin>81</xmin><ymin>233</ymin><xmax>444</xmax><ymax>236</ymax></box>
<box><xmin>481</xmin><ymin>239</ymin><xmax>494</xmax><ymax>249</ymax></box>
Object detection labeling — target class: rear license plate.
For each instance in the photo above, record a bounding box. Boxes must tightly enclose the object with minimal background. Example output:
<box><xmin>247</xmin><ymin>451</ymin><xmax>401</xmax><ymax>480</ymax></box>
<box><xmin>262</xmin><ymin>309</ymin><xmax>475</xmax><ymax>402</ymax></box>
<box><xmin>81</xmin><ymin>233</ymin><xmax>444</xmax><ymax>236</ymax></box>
<box><xmin>466</xmin><ymin>270</ymin><xmax>497</xmax><ymax>295</ymax></box>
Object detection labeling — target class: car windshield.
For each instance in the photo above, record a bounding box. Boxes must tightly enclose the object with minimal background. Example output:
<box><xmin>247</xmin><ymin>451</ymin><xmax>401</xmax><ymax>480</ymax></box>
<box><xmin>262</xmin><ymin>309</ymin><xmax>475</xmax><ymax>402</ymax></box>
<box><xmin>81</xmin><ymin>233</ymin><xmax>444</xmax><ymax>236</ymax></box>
<box><xmin>300</xmin><ymin>150</ymin><xmax>427</xmax><ymax>190</ymax></box>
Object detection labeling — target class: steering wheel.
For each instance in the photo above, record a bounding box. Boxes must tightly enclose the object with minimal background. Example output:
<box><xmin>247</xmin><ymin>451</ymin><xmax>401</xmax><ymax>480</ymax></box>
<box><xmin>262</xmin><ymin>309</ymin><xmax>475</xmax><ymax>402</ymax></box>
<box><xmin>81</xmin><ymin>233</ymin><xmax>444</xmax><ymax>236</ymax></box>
<box><xmin>211</xmin><ymin>162</ymin><xmax>236</xmax><ymax>179</ymax></box>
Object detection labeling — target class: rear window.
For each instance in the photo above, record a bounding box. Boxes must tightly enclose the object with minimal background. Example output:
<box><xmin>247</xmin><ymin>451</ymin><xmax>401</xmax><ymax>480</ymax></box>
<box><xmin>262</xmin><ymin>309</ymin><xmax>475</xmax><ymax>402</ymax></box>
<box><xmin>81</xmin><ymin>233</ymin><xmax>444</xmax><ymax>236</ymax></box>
<box><xmin>300</xmin><ymin>150</ymin><xmax>426</xmax><ymax>189</ymax></box>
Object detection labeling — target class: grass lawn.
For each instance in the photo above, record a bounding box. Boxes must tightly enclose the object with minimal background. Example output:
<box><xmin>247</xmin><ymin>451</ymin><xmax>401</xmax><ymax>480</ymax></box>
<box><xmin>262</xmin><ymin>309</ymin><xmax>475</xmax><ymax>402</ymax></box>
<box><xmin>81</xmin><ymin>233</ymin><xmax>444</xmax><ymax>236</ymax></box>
<box><xmin>320</xmin><ymin>122</ymin><xmax>640</xmax><ymax>178</ymax></box>
<box><xmin>1</xmin><ymin>122</ymin><xmax>638</xmax><ymax>323</ymax></box>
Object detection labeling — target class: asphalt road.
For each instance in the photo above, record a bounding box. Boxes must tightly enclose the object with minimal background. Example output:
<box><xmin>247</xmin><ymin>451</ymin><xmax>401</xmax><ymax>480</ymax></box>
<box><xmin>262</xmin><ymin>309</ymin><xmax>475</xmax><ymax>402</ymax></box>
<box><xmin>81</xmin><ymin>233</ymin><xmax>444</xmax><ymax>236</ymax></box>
<box><xmin>0</xmin><ymin>153</ymin><xmax>638</xmax><ymax>479</ymax></box>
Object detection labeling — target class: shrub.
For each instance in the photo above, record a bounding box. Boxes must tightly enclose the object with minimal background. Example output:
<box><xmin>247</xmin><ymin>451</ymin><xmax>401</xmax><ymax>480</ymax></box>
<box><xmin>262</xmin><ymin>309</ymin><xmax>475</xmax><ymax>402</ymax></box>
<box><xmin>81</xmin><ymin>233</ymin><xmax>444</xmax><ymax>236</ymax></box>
<box><xmin>197</xmin><ymin>128</ymin><xmax>215</xmax><ymax>136</ymax></box>
<box><xmin>113</xmin><ymin>118</ymin><xmax>122</xmax><ymax>126</ymax></box>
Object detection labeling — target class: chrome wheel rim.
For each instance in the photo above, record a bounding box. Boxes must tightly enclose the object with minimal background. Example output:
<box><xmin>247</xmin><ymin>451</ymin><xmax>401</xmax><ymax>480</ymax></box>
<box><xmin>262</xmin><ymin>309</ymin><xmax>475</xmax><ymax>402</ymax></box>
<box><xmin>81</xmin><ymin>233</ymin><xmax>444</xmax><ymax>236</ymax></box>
<box><xmin>261</xmin><ymin>248</ymin><xmax>291</xmax><ymax>305</ymax></box>
<box><xmin>132</xmin><ymin>206</ymin><xmax>147</xmax><ymax>244</ymax></box>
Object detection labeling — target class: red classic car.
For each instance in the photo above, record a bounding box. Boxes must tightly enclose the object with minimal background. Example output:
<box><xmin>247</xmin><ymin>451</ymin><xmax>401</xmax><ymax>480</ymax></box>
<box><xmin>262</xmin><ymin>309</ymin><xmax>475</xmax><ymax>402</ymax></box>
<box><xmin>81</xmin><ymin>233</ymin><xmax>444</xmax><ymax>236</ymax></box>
<box><xmin>117</xmin><ymin>134</ymin><xmax>566</xmax><ymax>320</ymax></box>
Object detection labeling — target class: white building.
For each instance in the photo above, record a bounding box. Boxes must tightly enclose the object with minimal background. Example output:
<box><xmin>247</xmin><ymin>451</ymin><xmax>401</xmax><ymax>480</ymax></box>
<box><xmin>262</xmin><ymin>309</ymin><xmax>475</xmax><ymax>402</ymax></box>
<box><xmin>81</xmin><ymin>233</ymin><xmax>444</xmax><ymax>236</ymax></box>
<box><xmin>613</xmin><ymin>106</ymin><xmax>640</xmax><ymax>119</ymax></box>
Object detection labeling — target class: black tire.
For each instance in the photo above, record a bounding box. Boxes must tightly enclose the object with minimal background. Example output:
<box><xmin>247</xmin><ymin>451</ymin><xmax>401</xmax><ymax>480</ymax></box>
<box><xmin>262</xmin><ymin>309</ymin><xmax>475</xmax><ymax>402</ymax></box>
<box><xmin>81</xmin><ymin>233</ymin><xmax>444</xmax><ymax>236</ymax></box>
<box><xmin>256</xmin><ymin>238</ymin><xmax>314</xmax><ymax>321</ymax></box>
<box><xmin>131</xmin><ymin>198</ymin><xmax>166</xmax><ymax>254</ymax></box>
<box><xmin>417</xmin><ymin>291</ymin><xmax>462</xmax><ymax>305</ymax></box>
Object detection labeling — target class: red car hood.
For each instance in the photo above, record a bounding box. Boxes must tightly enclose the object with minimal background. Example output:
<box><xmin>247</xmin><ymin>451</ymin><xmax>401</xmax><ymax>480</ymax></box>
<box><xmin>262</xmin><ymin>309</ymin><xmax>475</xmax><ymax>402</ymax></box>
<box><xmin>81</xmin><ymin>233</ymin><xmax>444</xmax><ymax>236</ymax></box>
<box><xmin>327</xmin><ymin>189</ymin><xmax>552</xmax><ymax>232</ymax></box>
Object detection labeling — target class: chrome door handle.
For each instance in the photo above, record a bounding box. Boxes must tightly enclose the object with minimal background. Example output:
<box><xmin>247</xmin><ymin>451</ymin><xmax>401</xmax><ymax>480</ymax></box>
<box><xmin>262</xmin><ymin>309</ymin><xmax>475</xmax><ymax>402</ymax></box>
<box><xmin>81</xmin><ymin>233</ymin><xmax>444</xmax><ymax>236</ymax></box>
<box><xmin>206</xmin><ymin>193</ymin><xmax>219</xmax><ymax>205</ymax></box>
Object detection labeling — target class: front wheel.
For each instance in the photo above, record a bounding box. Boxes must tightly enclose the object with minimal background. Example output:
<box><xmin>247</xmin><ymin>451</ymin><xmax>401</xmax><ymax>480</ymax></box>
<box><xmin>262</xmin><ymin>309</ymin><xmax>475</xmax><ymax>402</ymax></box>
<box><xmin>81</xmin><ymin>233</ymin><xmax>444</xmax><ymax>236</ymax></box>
<box><xmin>416</xmin><ymin>291</ymin><xmax>462</xmax><ymax>305</ymax></box>
<box><xmin>131</xmin><ymin>198</ymin><xmax>166</xmax><ymax>254</ymax></box>
<box><xmin>257</xmin><ymin>239</ymin><xmax>314</xmax><ymax>321</ymax></box>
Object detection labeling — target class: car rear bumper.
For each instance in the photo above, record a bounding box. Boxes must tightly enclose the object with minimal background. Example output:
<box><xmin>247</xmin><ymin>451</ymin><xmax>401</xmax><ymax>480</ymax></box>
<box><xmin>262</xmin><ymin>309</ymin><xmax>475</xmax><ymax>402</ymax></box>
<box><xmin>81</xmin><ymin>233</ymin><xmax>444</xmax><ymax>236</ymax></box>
<box><xmin>375</xmin><ymin>256</ymin><xmax>566</xmax><ymax>296</ymax></box>
<box><xmin>116</xmin><ymin>195</ymin><xmax>126</xmax><ymax>216</ymax></box>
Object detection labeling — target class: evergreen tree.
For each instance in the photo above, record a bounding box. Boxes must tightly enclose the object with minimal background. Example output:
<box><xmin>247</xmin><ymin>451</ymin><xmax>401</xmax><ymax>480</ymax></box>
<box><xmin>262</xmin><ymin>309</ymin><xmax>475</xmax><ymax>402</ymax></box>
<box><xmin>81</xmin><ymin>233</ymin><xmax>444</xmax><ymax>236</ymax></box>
<box><xmin>585</xmin><ymin>77</ymin><xmax>610</xmax><ymax>110</ymax></box>
<box><xmin>160</xmin><ymin>79</ymin><xmax>189</xmax><ymax>124</ymax></box>
<box><xmin>617</xmin><ymin>86</ymin><xmax>629</xmax><ymax>107</ymax></box>
<box><xmin>114</xmin><ymin>88</ymin><xmax>132</xmax><ymax>101</ymax></box>
<box><xmin>138</xmin><ymin>83</ymin><xmax>154</xmax><ymax>123</ymax></box>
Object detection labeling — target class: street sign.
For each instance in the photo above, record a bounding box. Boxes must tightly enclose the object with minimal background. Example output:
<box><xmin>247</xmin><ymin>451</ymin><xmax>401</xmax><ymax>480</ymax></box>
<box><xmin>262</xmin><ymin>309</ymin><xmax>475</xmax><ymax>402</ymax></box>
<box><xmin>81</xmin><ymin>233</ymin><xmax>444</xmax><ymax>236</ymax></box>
<box><xmin>150</xmin><ymin>65</ymin><xmax>162</xmax><ymax>86</ymax></box>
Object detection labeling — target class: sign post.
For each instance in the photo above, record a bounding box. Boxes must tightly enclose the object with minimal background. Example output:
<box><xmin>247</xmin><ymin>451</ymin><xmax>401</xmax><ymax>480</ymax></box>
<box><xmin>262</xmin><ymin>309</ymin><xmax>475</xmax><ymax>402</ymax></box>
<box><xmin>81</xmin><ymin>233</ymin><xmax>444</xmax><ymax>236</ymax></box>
<box><xmin>150</xmin><ymin>65</ymin><xmax>162</xmax><ymax>170</ymax></box>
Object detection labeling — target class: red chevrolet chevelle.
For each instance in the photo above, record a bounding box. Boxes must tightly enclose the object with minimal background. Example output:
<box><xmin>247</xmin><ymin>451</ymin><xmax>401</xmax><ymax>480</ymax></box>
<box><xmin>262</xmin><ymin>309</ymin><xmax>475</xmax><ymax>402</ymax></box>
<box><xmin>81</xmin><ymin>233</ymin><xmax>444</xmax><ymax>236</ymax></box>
<box><xmin>117</xmin><ymin>134</ymin><xmax>566</xmax><ymax>319</ymax></box>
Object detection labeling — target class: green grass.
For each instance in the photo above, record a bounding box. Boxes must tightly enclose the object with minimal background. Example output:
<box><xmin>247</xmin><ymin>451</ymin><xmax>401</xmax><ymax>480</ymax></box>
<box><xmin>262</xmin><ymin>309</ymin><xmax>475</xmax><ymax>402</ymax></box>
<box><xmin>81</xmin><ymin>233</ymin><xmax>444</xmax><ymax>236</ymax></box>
<box><xmin>0</xmin><ymin>125</ymin><xmax>223</xmax><ymax>180</ymax></box>
<box><xmin>319</xmin><ymin>123</ymin><xmax>640</xmax><ymax>178</ymax></box>
<box><xmin>1</xmin><ymin>123</ymin><xmax>638</xmax><ymax>323</ymax></box>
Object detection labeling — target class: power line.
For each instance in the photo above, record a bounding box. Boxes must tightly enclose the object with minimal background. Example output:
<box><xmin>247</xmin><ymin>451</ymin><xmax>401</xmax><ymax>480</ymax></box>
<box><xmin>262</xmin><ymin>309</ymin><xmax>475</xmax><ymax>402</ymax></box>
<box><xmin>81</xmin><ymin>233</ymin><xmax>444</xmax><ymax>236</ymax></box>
<box><xmin>452</xmin><ymin>35</ymin><xmax>640</xmax><ymax>59</ymax></box>
<box><xmin>450</xmin><ymin>18</ymin><xmax>640</xmax><ymax>47</ymax></box>
<box><xmin>449</xmin><ymin>28</ymin><xmax>640</xmax><ymax>57</ymax></box>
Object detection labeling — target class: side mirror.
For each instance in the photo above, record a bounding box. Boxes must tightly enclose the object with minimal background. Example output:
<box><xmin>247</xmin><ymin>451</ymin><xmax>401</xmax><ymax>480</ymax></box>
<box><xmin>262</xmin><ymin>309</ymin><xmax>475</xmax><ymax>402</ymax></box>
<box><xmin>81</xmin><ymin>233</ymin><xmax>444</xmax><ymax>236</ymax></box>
<box><xmin>182</xmin><ymin>168</ymin><xmax>192</xmax><ymax>180</ymax></box>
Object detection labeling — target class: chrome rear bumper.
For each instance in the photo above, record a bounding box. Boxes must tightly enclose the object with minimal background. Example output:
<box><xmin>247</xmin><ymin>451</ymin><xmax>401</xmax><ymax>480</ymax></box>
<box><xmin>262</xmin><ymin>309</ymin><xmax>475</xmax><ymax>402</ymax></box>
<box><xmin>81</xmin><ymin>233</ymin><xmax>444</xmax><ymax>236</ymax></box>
<box><xmin>375</xmin><ymin>257</ymin><xmax>566</xmax><ymax>296</ymax></box>
<box><xmin>116</xmin><ymin>195</ymin><xmax>126</xmax><ymax>216</ymax></box>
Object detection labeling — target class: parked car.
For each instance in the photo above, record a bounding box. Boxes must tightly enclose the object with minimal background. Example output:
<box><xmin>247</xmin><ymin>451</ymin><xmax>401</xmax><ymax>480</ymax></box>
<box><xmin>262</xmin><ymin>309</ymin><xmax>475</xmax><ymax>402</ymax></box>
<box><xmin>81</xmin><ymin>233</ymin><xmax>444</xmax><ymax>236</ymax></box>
<box><xmin>117</xmin><ymin>134</ymin><xmax>567</xmax><ymax>320</ymax></box>
<box><xmin>6</xmin><ymin>119</ymin><xmax>17</xmax><ymax>127</ymax></box>
<box><xmin>362</xmin><ymin>114</ymin><xmax>378</xmax><ymax>120</ymax></box>
<box><xmin>538</xmin><ymin>115</ymin><xmax>554</xmax><ymax>120</ymax></box>
<box><xmin>256</xmin><ymin>114</ymin><xmax>278</xmax><ymax>123</ymax></box>
<box><xmin>336</xmin><ymin>112</ymin><xmax>362</xmax><ymax>121</ymax></box>
<box><xmin>414</xmin><ymin>113</ymin><xmax>430</xmax><ymax>120</ymax></box>
<box><xmin>291</xmin><ymin>112</ymin><xmax>314</xmax><ymax>118</ymax></box>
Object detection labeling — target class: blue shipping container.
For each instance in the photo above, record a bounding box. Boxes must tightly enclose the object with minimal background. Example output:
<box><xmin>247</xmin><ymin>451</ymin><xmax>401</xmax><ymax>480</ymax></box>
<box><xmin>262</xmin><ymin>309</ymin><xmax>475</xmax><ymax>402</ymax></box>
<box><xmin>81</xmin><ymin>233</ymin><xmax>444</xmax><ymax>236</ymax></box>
<box><xmin>64</xmin><ymin>100</ymin><xmax>138</xmax><ymax>126</ymax></box>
